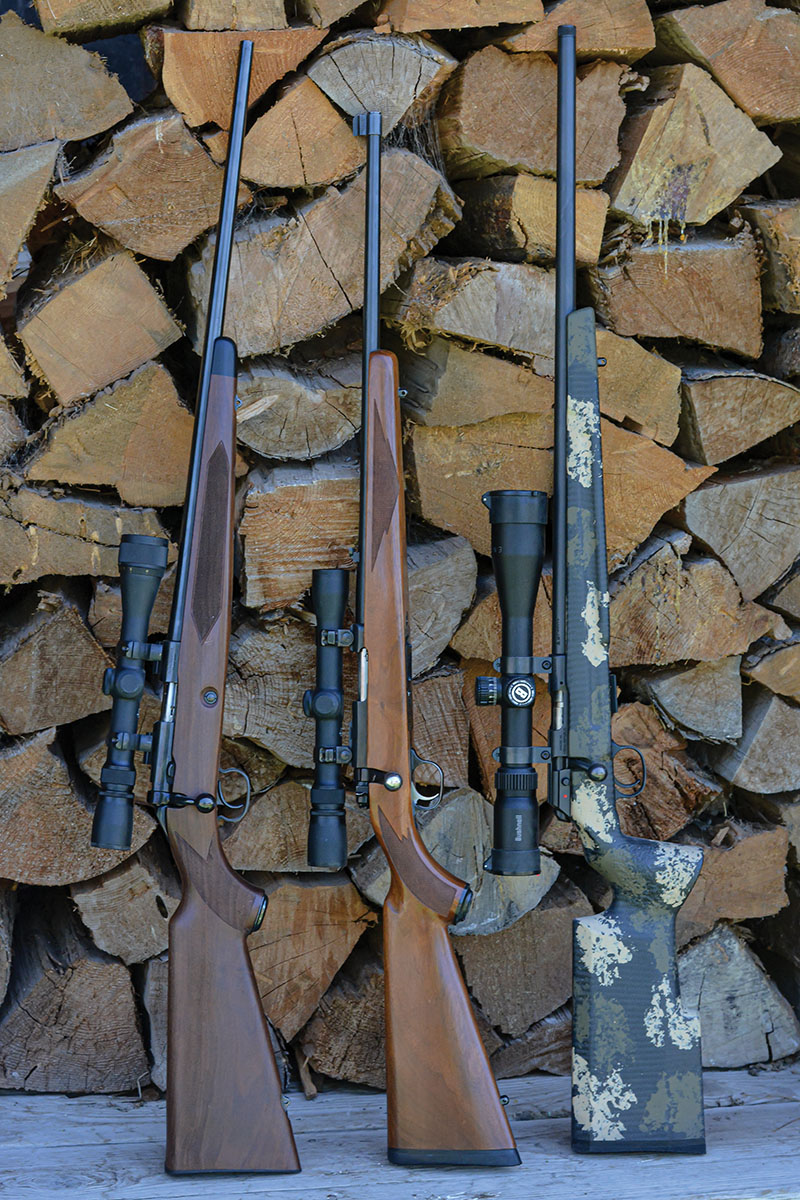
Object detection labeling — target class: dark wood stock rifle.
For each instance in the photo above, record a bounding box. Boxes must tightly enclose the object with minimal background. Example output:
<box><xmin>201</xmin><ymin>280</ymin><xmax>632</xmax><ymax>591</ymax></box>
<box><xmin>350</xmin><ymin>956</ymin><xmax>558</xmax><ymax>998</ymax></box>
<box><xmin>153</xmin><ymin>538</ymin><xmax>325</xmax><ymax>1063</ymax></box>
<box><xmin>91</xmin><ymin>43</ymin><xmax>300</xmax><ymax>1175</ymax></box>
<box><xmin>304</xmin><ymin>113</ymin><xmax>519</xmax><ymax>1167</ymax></box>
<box><xmin>474</xmin><ymin>25</ymin><xmax>705</xmax><ymax>1155</ymax></box>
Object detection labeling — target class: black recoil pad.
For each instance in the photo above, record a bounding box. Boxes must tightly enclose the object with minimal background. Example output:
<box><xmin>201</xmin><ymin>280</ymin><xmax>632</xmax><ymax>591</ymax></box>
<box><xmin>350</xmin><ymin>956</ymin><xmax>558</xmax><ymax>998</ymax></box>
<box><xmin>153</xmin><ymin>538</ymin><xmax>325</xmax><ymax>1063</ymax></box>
<box><xmin>92</xmin><ymin>534</ymin><xmax>169</xmax><ymax>850</ymax></box>
<box><xmin>305</xmin><ymin>568</ymin><xmax>350</xmax><ymax>869</ymax></box>
<box><xmin>477</xmin><ymin>490</ymin><xmax>547</xmax><ymax>876</ymax></box>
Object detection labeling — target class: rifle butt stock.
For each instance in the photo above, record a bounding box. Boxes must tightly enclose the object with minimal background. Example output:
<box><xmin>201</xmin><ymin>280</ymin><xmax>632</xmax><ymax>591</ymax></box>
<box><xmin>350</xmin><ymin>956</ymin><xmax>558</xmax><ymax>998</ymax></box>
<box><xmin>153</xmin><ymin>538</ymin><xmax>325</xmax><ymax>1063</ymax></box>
<box><xmin>165</xmin><ymin>807</ymin><xmax>300</xmax><ymax>1174</ymax></box>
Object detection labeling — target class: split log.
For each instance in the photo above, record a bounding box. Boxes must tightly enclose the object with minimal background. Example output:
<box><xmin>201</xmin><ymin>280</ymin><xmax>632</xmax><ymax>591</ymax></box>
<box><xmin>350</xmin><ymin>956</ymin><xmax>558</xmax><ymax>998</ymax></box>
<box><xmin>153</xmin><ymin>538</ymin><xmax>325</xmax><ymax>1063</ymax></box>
<box><xmin>608</xmin><ymin>531</ymin><xmax>789</xmax><ymax>667</ymax></box>
<box><xmin>654</xmin><ymin>0</ymin><xmax>800</xmax><ymax>126</ymax></box>
<box><xmin>236</xmin><ymin>350</ymin><xmax>361</xmax><ymax>460</ymax></box>
<box><xmin>708</xmin><ymin>685</ymin><xmax>800</xmax><ymax>795</ymax></box>
<box><xmin>0</xmin><ymin>591</ymin><xmax>113</xmax><ymax>735</ymax></box>
<box><xmin>762</xmin><ymin>323</ymin><xmax>800</xmax><ymax>383</ymax></box>
<box><xmin>18</xmin><ymin>250</ymin><xmax>182</xmax><ymax>406</ymax></box>
<box><xmin>299</xmin><ymin>947</ymin><xmax>386</xmax><ymax>1088</ymax></box>
<box><xmin>385</xmin><ymin>257</ymin><xmax>556</xmax><ymax>366</ymax></box>
<box><xmin>631</xmin><ymin>656</ymin><xmax>743</xmax><ymax>743</ymax></box>
<box><xmin>33</xmin><ymin>0</ymin><xmax>169</xmax><ymax>35</ymax></box>
<box><xmin>141</xmin><ymin>953</ymin><xmax>168</xmax><ymax>1091</ymax></box>
<box><xmin>766</xmin><ymin>571</ymin><xmax>800</xmax><ymax>623</ymax></box>
<box><xmin>222</xmin><ymin>778</ymin><xmax>373</xmax><ymax>872</ymax></box>
<box><xmin>296</xmin><ymin>0</ymin><xmax>361</xmax><ymax>25</ymax></box>
<box><xmin>596</xmin><ymin>330</ymin><xmax>682</xmax><ymax>446</ymax></box>
<box><xmin>25</xmin><ymin>363</ymin><xmax>194</xmax><ymax>507</ymax></box>
<box><xmin>490</xmin><ymin>1005</ymin><xmax>572</xmax><ymax>1078</ymax></box>
<box><xmin>0</xmin><ymin>487</ymin><xmax>171</xmax><ymax>586</ymax></box>
<box><xmin>187</xmin><ymin>150</ymin><xmax>460</xmax><ymax>357</ymax></box>
<box><xmin>238</xmin><ymin>458</ymin><xmax>358</xmax><ymax>610</ymax></box>
<box><xmin>737</xmin><ymin>200</ymin><xmax>800</xmax><ymax>314</ymax></box>
<box><xmin>377</xmin><ymin>0</ymin><xmax>542</xmax><ymax>33</ymax></box>
<box><xmin>676</xmin><ymin>363</ymin><xmax>800</xmax><ymax>466</ymax></box>
<box><xmin>437</xmin><ymin>48</ymin><xmax>626</xmax><ymax>184</ymax></box>
<box><xmin>406</xmin><ymin>536</ymin><xmax>476</xmax><ymax>676</ymax></box>
<box><xmin>0</xmin><ymin>401</ymin><xmax>27</xmax><ymax>464</ymax></box>
<box><xmin>0</xmin><ymin>894</ymin><xmax>148</xmax><ymax>1093</ymax></box>
<box><xmin>0</xmin><ymin>728</ymin><xmax>154</xmax><ymax>885</ymax></box>
<box><xmin>349</xmin><ymin>786</ymin><xmax>560</xmax><ymax>936</ymax></box>
<box><xmin>70</xmin><ymin>836</ymin><xmax>180</xmax><ymax>965</ymax></box>
<box><xmin>246</xmin><ymin>872</ymin><xmax>377</xmax><ymax>1040</ymax></box>
<box><xmin>744</xmin><ymin>635</ymin><xmax>800</xmax><ymax>702</ymax></box>
<box><xmin>743</xmin><ymin>795</ymin><xmax>800</xmax><ymax>868</ymax></box>
<box><xmin>455</xmin><ymin>878</ymin><xmax>593</xmax><ymax>1037</ymax></box>
<box><xmin>607</xmin><ymin>65</ymin><xmax>779</xmax><ymax>229</ymax></box>
<box><xmin>143</xmin><ymin>27</ymin><xmax>326</xmax><ymax>129</ymax></box>
<box><xmin>587</xmin><ymin>230</ymin><xmax>763</xmax><ymax>359</ymax></box>
<box><xmin>89</xmin><ymin>566</ymin><xmax>175</xmax><ymax>648</ymax></box>
<box><xmin>408</xmin><ymin>414</ymin><xmax>712</xmax><ymax>562</ymax></box>
<box><xmin>176</xmin><ymin>0</ymin><xmax>285</xmax><ymax>29</ymax></box>
<box><xmin>56</xmin><ymin>111</ymin><xmax>250</xmax><ymax>262</ymax></box>
<box><xmin>453</xmin><ymin>175</ymin><xmax>608</xmax><ymax>267</ymax></box>
<box><xmin>241</xmin><ymin>77</ymin><xmax>365</xmax><ymax>189</ymax></box>
<box><xmin>307</xmin><ymin>31</ymin><xmax>457</xmax><ymax>134</ymax></box>
<box><xmin>676</xmin><ymin>821</ymin><xmax>789</xmax><ymax>945</ymax></box>
<box><xmin>752</xmin><ymin>873</ymin><xmax>800</xmax><ymax>971</ymax></box>
<box><xmin>0</xmin><ymin>333</ymin><xmax>26</xmax><ymax>399</ymax></box>
<box><xmin>0</xmin><ymin>885</ymin><xmax>14</xmax><ymax>1010</ymax></box>
<box><xmin>0</xmin><ymin>12</ymin><xmax>131</xmax><ymax>153</ymax></box>
<box><xmin>0</xmin><ymin>142</ymin><xmax>59</xmax><ymax>295</ymax></box>
<box><xmin>678</xmin><ymin>924</ymin><xmax>800</xmax><ymax>1067</ymax></box>
<box><xmin>677</xmin><ymin>465</ymin><xmax>800</xmax><ymax>601</ymax></box>
<box><xmin>502</xmin><ymin>0</ymin><xmax>654</xmax><ymax>62</ymax></box>
<box><xmin>450</xmin><ymin>572</ymin><xmax>552</xmax><ymax>664</ymax></box>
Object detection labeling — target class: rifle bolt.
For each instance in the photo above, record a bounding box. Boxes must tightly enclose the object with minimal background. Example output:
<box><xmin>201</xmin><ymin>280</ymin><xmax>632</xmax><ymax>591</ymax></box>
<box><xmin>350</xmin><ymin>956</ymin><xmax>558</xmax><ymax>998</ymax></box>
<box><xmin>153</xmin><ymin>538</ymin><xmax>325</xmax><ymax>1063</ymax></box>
<box><xmin>202</xmin><ymin>688</ymin><xmax>219</xmax><ymax>707</ymax></box>
<box><xmin>384</xmin><ymin>773</ymin><xmax>402</xmax><ymax>791</ymax></box>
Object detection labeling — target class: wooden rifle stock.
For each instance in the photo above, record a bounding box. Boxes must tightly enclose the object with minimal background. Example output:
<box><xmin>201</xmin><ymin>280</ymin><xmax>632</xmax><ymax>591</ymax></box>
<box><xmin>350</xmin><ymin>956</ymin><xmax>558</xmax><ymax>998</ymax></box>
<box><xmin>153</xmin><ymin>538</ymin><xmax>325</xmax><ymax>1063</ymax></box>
<box><xmin>164</xmin><ymin>340</ymin><xmax>299</xmax><ymax>1174</ymax></box>
<box><xmin>362</xmin><ymin>351</ymin><xmax>519</xmax><ymax>1166</ymax></box>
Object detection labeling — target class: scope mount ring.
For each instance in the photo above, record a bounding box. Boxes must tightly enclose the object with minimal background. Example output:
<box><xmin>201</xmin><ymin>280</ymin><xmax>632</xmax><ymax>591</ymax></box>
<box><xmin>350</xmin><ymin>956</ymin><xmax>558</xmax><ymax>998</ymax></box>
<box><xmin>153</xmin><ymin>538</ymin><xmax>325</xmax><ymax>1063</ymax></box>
<box><xmin>611</xmin><ymin>743</ymin><xmax>647</xmax><ymax>799</ymax></box>
<box><xmin>217</xmin><ymin>766</ymin><xmax>252</xmax><ymax>823</ymax></box>
<box><xmin>410</xmin><ymin>747</ymin><xmax>444</xmax><ymax>810</ymax></box>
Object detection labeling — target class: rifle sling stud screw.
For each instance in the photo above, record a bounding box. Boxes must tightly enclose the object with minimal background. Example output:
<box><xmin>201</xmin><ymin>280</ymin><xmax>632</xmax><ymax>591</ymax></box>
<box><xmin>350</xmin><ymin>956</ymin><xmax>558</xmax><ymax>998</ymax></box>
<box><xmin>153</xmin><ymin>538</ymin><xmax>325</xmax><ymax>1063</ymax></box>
<box><xmin>202</xmin><ymin>688</ymin><xmax>219</xmax><ymax>707</ymax></box>
<box><xmin>385</xmin><ymin>773</ymin><xmax>402</xmax><ymax>791</ymax></box>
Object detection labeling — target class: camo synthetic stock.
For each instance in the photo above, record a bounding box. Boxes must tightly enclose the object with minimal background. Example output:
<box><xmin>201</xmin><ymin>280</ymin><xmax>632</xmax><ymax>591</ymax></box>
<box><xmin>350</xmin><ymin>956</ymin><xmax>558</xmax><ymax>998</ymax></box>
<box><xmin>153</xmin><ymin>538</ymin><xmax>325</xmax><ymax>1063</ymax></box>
<box><xmin>92</xmin><ymin>43</ymin><xmax>300</xmax><ymax>1175</ymax></box>
<box><xmin>475</xmin><ymin>25</ymin><xmax>705</xmax><ymax>1154</ymax></box>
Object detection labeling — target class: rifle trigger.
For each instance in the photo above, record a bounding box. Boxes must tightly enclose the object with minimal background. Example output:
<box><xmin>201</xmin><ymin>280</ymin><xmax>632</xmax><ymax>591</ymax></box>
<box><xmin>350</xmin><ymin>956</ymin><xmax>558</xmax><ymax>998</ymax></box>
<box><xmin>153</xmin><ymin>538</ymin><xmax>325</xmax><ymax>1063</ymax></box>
<box><xmin>216</xmin><ymin>766</ymin><xmax>252</xmax><ymax>823</ymax></box>
<box><xmin>611</xmin><ymin>743</ymin><xmax>647</xmax><ymax>798</ymax></box>
<box><xmin>410</xmin><ymin>747</ymin><xmax>444</xmax><ymax>810</ymax></box>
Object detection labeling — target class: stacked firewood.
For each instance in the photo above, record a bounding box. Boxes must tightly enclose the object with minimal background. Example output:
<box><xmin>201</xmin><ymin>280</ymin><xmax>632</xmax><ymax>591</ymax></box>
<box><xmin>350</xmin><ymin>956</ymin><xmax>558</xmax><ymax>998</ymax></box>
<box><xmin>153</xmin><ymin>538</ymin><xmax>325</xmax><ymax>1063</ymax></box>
<box><xmin>2</xmin><ymin>0</ymin><xmax>800</xmax><ymax>1098</ymax></box>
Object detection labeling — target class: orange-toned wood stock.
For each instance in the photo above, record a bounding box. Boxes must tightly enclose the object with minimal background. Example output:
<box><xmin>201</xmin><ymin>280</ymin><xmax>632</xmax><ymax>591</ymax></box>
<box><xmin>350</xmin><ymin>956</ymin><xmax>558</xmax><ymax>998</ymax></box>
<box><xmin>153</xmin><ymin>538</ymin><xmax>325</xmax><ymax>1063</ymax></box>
<box><xmin>165</xmin><ymin>360</ymin><xmax>299</xmax><ymax>1174</ymax></box>
<box><xmin>362</xmin><ymin>351</ymin><xmax>518</xmax><ymax>1162</ymax></box>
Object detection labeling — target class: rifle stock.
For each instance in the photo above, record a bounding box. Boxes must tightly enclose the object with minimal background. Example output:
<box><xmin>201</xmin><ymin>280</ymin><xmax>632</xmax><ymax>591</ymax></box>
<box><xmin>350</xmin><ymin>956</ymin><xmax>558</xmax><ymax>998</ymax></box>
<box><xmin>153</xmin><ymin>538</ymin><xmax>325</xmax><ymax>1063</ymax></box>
<box><xmin>363</xmin><ymin>351</ymin><xmax>519</xmax><ymax>1166</ymax></box>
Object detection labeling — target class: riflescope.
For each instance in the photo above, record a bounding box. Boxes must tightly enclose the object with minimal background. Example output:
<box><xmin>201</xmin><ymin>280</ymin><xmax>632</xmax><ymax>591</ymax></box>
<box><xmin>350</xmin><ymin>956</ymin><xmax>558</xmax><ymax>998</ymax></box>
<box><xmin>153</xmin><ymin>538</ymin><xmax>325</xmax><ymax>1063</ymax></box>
<box><xmin>475</xmin><ymin>490</ymin><xmax>547</xmax><ymax>875</ymax></box>
<box><xmin>304</xmin><ymin>567</ymin><xmax>352</xmax><ymax>868</ymax></box>
<box><xmin>91</xmin><ymin>533</ymin><xmax>169</xmax><ymax>850</ymax></box>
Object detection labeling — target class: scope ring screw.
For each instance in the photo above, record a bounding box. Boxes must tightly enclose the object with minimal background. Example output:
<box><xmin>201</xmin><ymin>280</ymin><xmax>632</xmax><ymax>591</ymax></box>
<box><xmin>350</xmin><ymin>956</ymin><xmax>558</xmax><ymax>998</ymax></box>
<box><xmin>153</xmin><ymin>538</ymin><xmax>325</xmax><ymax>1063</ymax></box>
<box><xmin>202</xmin><ymin>688</ymin><xmax>219</xmax><ymax>707</ymax></box>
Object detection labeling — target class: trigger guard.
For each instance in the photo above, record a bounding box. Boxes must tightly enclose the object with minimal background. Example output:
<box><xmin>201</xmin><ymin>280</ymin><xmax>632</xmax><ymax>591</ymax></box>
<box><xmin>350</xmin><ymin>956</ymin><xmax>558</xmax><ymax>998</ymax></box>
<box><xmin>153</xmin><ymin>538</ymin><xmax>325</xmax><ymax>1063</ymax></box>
<box><xmin>410</xmin><ymin>748</ymin><xmax>444</xmax><ymax>811</ymax></box>
<box><xmin>611</xmin><ymin>743</ymin><xmax>646</xmax><ymax>799</ymax></box>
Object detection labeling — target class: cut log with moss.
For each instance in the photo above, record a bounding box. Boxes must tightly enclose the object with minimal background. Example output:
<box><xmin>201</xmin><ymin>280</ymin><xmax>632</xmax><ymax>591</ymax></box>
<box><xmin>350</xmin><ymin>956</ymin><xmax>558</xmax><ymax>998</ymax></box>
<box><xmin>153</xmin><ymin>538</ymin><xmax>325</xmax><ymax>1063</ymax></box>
<box><xmin>25</xmin><ymin>363</ymin><xmax>194</xmax><ymax>507</ymax></box>
<box><xmin>143</xmin><ymin>26</ymin><xmax>326</xmax><ymax>129</ymax></box>
<box><xmin>654</xmin><ymin>0</ymin><xmax>800</xmax><ymax>126</ymax></box>
<box><xmin>0</xmin><ymin>729</ymin><xmax>154</xmax><ymax>885</ymax></box>
<box><xmin>242</xmin><ymin>77</ymin><xmax>365</xmax><ymax>189</ymax></box>
<box><xmin>0</xmin><ymin>13</ymin><xmax>131</xmax><ymax>153</ymax></box>
<box><xmin>587</xmin><ymin>230</ymin><xmax>763</xmax><ymax>359</ymax></box>
<box><xmin>675</xmin><ymin>363</ymin><xmax>800</xmax><ymax>466</ymax></box>
<box><xmin>247</xmin><ymin>872</ymin><xmax>377</xmax><ymax>1040</ymax></box>
<box><xmin>437</xmin><ymin>48</ymin><xmax>626</xmax><ymax>184</ymax></box>
<box><xmin>70</xmin><ymin>836</ymin><xmax>180</xmax><ymax>965</ymax></box>
<box><xmin>236</xmin><ymin>350</ymin><xmax>361</xmax><ymax>460</ymax></box>
<box><xmin>737</xmin><ymin>200</ymin><xmax>800</xmax><ymax>314</ymax></box>
<box><xmin>453</xmin><ymin>175</ymin><xmax>608</xmax><ymax>267</ymax></box>
<box><xmin>33</xmin><ymin>0</ymin><xmax>169</xmax><ymax>36</ymax></box>
<box><xmin>57</xmin><ymin>111</ymin><xmax>250</xmax><ymax>262</ymax></box>
<box><xmin>709</xmin><ymin>686</ymin><xmax>800</xmax><ymax>795</ymax></box>
<box><xmin>377</xmin><ymin>0</ymin><xmax>542</xmax><ymax>33</ymax></box>
<box><xmin>187</xmin><ymin>150</ymin><xmax>460</xmax><ymax>357</ymax></box>
<box><xmin>0</xmin><ymin>894</ymin><xmax>148</xmax><ymax>1092</ymax></box>
<box><xmin>0</xmin><ymin>487</ymin><xmax>171</xmax><ymax>586</ymax></box>
<box><xmin>631</xmin><ymin>656</ymin><xmax>743</xmax><ymax>743</ymax></box>
<box><xmin>503</xmin><ymin>0</ymin><xmax>654</xmax><ymax>62</ymax></box>
<box><xmin>607</xmin><ymin>65</ymin><xmax>778</xmax><ymax>229</ymax></box>
<box><xmin>238</xmin><ymin>458</ymin><xmax>358</xmax><ymax>610</ymax></box>
<box><xmin>307</xmin><ymin>31</ymin><xmax>456</xmax><ymax>133</ymax></box>
<box><xmin>0</xmin><ymin>141</ymin><xmax>59</xmax><ymax>296</ymax></box>
<box><xmin>18</xmin><ymin>250</ymin><xmax>181</xmax><ymax>406</ymax></box>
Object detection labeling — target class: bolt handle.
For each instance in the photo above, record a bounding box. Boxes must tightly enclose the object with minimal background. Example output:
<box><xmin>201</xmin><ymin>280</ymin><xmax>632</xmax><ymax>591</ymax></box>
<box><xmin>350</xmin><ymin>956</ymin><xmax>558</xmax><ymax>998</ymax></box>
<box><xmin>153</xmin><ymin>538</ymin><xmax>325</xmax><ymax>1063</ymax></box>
<box><xmin>92</xmin><ymin>534</ymin><xmax>169</xmax><ymax>850</ymax></box>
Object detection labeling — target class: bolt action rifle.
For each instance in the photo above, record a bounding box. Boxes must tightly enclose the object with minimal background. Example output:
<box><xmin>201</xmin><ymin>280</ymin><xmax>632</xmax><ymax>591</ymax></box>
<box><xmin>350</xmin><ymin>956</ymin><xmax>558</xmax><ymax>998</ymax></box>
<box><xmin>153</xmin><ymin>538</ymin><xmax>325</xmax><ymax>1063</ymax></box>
<box><xmin>91</xmin><ymin>42</ymin><xmax>300</xmax><ymax>1176</ymax></box>
<box><xmin>303</xmin><ymin>113</ymin><xmax>519</xmax><ymax>1167</ymax></box>
<box><xmin>474</xmin><ymin>25</ymin><xmax>706</xmax><ymax>1155</ymax></box>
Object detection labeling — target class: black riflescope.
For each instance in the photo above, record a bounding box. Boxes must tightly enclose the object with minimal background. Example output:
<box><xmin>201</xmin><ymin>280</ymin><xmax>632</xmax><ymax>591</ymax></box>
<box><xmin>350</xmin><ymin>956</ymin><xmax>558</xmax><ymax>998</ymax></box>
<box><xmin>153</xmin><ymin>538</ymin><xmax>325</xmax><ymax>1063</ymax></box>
<box><xmin>304</xmin><ymin>567</ymin><xmax>351</xmax><ymax>868</ymax></box>
<box><xmin>92</xmin><ymin>534</ymin><xmax>169</xmax><ymax>850</ymax></box>
<box><xmin>475</xmin><ymin>490</ymin><xmax>548</xmax><ymax>876</ymax></box>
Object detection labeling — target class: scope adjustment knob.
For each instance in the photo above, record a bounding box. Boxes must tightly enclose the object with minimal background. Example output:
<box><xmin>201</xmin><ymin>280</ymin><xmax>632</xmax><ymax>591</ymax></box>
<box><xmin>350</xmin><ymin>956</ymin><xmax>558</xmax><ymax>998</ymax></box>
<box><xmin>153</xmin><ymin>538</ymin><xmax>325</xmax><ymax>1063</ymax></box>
<box><xmin>475</xmin><ymin>676</ymin><xmax>501</xmax><ymax>706</ymax></box>
<box><xmin>302</xmin><ymin>689</ymin><xmax>313</xmax><ymax>718</ymax></box>
<box><xmin>103</xmin><ymin>667</ymin><xmax>115</xmax><ymax>695</ymax></box>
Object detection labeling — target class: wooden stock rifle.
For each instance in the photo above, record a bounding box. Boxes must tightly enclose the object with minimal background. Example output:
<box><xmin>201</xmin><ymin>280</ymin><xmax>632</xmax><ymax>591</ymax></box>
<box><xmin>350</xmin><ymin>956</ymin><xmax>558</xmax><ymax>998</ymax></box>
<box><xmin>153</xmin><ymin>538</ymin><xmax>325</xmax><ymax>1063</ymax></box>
<box><xmin>91</xmin><ymin>42</ymin><xmax>300</xmax><ymax>1175</ymax></box>
<box><xmin>474</xmin><ymin>25</ymin><xmax>705</xmax><ymax>1155</ymax></box>
<box><xmin>303</xmin><ymin>112</ymin><xmax>519</xmax><ymax>1167</ymax></box>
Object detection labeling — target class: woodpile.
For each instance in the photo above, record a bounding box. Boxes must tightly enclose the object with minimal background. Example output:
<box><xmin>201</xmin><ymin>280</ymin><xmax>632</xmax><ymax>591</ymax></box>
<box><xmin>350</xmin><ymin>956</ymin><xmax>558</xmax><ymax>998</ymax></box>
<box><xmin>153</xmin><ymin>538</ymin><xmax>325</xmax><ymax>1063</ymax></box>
<box><xmin>1</xmin><ymin>0</ymin><xmax>800</xmax><ymax>1101</ymax></box>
